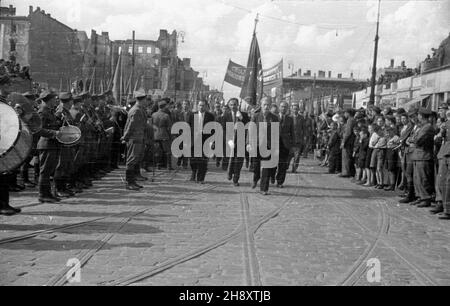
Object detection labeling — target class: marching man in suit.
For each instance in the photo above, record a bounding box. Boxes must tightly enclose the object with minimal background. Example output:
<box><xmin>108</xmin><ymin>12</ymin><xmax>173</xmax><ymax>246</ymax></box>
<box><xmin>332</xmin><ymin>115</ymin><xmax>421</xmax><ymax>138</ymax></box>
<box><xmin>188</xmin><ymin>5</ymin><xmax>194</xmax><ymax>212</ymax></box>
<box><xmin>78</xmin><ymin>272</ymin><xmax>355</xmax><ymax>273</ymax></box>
<box><xmin>276</xmin><ymin>102</ymin><xmax>294</xmax><ymax>188</ymax></box>
<box><xmin>189</xmin><ymin>100</ymin><xmax>215</xmax><ymax>184</ymax></box>
<box><xmin>223</xmin><ymin>98</ymin><xmax>250</xmax><ymax>187</ymax></box>
<box><xmin>249</xmin><ymin>97</ymin><xmax>279</xmax><ymax>196</ymax></box>
<box><xmin>289</xmin><ymin>103</ymin><xmax>305</xmax><ymax>174</ymax></box>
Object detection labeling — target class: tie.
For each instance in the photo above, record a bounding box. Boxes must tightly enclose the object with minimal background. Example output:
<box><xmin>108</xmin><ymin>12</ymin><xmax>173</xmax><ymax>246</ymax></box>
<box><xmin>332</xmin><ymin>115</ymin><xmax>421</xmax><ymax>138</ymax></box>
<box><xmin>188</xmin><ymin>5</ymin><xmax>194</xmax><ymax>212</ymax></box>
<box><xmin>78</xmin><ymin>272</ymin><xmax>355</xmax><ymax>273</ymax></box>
<box><xmin>233</xmin><ymin>112</ymin><xmax>237</xmax><ymax>124</ymax></box>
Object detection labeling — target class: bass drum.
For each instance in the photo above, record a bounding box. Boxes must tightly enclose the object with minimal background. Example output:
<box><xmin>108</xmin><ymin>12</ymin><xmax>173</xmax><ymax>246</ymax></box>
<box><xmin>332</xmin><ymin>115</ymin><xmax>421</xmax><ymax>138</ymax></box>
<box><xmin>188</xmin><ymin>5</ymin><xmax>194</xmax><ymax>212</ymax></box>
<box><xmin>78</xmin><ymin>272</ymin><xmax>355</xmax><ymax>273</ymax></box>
<box><xmin>0</xmin><ymin>103</ymin><xmax>33</xmax><ymax>174</ymax></box>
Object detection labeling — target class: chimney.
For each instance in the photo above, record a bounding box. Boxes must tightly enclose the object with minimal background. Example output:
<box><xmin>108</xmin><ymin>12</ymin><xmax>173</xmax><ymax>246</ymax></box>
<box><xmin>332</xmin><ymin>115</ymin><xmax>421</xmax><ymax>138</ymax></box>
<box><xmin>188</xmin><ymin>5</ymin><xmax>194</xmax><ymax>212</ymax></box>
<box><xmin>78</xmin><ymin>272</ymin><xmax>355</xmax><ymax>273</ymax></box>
<box><xmin>338</xmin><ymin>73</ymin><xmax>342</xmax><ymax>79</ymax></box>
<box><xmin>328</xmin><ymin>71</ymin><xmax>332</xmax><ymax>78</ymax></box>
<box><xmin>298</xmin><ymin>69</ymin><xmax>302</xmax><ymax>77</ymax></box>
<box><xmin>36</xmin><ymin>7</ymin><xmax>41</xmax><ymax>12</ymax></box>
<box><xmin>350</xmin><ymin>72</ymin><xmax>354</xmax><ymax>79</ymax></box>
<box><xmin>318</xmin><ymin>70</ymin><xmax>326</xmax><ymax>78</ymax></box>
<box><xmin>401</xmin><ymin>61</ymin><xmax>406</xmax><ymax>68</ymax></box>
<box><xmin>29</xmin><ymin>6</ymin><xmax>33</xmax><ymax>15</ymax></box>
<box><xmin>390</xmin><ymin>59</ymin><xmax>394</xmax><ymax>68</ymax></box>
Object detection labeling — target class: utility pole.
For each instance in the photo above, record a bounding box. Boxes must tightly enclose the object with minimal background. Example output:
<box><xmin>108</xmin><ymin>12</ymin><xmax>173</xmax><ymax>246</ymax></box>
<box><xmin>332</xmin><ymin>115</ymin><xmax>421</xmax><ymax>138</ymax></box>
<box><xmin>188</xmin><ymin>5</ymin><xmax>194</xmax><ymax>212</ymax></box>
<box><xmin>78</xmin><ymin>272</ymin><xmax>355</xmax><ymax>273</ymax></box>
<box><xmin>131</xmin><ymin>30</ymin><xmax>136</xmax><ymax>96</ymax></box>
<box><xmin>369</xmin><ymin>0</ymin><xmax>381</xmax><ymax>106</ymax></box>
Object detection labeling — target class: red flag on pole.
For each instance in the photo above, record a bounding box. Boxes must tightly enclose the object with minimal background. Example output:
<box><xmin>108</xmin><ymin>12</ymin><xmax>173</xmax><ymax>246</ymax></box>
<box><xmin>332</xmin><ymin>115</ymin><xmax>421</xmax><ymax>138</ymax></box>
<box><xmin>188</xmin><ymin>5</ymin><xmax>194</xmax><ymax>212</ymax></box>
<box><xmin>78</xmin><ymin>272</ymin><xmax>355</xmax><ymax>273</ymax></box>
<box><xmin>240</xmin><ymin>32</ymin><xmax>263</xmax><ymax>106</ymax></box>
<box><xmin>112</xmin><ymin>52</ymin><xmax>122</xmax><ymax>105</ymax></box>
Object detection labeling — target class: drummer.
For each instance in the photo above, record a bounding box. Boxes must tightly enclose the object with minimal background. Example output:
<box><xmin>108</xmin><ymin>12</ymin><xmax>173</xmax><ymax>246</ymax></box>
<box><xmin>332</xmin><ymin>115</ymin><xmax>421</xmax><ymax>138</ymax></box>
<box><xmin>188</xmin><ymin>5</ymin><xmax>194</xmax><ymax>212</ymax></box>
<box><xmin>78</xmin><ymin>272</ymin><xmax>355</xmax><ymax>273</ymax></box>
<box><xmin>36</xmin><ymin>91</ymin><xmax>61</xmax><ymax>204</ymax></box>
<box><xmin>54</xmin><ymin>92</ymin><xmax>77</xmax><ymax>198</ymax></box>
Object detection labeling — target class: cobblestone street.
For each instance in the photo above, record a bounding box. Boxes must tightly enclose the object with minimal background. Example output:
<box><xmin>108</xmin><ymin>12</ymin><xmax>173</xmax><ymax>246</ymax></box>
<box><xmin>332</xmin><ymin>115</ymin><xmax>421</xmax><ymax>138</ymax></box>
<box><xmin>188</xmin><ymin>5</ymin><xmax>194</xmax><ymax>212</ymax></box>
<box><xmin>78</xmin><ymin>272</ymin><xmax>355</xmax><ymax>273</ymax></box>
<box><xmin>1</xmin><ymin>159</ymin><xmax>450</xmax><ymax>286</ymax></box>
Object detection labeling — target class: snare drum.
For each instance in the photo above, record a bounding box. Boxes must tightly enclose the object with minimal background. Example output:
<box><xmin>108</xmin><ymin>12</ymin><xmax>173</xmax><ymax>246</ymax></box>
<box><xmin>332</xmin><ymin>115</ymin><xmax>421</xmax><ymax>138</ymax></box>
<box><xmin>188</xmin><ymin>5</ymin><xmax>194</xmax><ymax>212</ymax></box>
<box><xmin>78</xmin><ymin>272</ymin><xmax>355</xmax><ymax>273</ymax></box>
<box><xmin>56</xmin><ymin>125</ymin><xmax>82</xmax><ymax>147</ymax></box>
<box><xmin>0</xmin><ymin>103</ymin><xmax>33</xmax><ymax>174</ymax></box>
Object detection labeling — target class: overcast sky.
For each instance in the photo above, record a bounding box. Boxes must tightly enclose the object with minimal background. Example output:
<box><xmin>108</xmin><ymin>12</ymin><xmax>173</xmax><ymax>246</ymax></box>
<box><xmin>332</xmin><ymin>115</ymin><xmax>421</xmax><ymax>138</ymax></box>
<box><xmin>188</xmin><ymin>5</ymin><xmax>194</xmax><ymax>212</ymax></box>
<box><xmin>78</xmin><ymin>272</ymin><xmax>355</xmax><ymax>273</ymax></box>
<box><xmin>11</xmin><ymin>0</ymin><xmax>450</xmax><ymax>99</ymax></box>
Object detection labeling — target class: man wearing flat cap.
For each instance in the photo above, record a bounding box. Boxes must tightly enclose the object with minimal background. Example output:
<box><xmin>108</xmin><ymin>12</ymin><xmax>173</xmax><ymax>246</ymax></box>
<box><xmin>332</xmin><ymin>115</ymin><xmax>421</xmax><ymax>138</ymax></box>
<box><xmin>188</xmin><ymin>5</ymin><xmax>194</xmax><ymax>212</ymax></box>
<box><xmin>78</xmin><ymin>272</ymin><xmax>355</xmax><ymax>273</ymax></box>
<box><xmin>122</xmin><ymin>90</ymin><xmax>148</xmax><ymax>191</ymax></box>
<box><xmin>152</xmin><ymin>99</ymin><xmax>173</xmax><ymax>171</ymax></box>
<box><xmin>408</xmin><ymin>108</ymin><xmax>435</xmax><ymax>208</ymax></box>
<box><xmin>339</xmin><ymin>108</ymin><xmax>357</xmax><ymax>178</ymax></box>
<box><xmin>53</xmin><ymin>92</ymin><xmax>77</xmax><ymax>198</ymax></box>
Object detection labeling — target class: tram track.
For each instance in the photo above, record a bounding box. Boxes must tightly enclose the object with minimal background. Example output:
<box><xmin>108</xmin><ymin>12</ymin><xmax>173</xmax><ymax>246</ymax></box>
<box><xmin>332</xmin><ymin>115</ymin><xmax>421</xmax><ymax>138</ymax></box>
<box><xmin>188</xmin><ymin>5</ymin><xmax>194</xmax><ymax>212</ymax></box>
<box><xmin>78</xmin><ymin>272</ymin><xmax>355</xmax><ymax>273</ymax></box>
<box><xmin>46</xmin><ymin>178</ymin><xmax>218</xmax><ymax>286</ymax></box>
<box><xmin>100</xmin><ymin>174</ymin><xmax>303</xmax><ymax>286</ymax></box>
<box><xmin>308</xmin><ymin>172</ymin><xmax>440</xmax><ymax>286</ymax></box>
<box><xmin>0</xmin><ymin>171</ymin><xmax>178</xmax><ymax>246</ymax></box>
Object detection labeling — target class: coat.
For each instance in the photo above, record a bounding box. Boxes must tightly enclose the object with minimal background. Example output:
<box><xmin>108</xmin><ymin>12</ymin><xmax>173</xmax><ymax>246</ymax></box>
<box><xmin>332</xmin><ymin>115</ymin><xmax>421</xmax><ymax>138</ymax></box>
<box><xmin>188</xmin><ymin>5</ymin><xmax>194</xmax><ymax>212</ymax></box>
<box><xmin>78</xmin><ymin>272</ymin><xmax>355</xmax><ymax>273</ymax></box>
<box><xmin>291</xmin><ymin>115</ymin><xmax>305</xmax><ymax>147</ymax></box>
<box><xmin>278</xmin><ymin>114</ymin><xmax>294</xmax><ymax>150</ymax></box>
<box><xmin>36</xmin><ymin>105</ymin><xmax>60</xmax><ymax>150</ymax></box>
<box><xmin>152</xmin><ymin>110</ymin><xmax>172</xmax><ymax>142</ymax></box>
<box><xmin>123</xmin><ymin>105</ymin><xmax>147</xmax><ymax>144</ymax></box>
<box><xmin>411</xmin><ymin>123</ymin><xmax>435</xmax><ymax>161</ymax></box>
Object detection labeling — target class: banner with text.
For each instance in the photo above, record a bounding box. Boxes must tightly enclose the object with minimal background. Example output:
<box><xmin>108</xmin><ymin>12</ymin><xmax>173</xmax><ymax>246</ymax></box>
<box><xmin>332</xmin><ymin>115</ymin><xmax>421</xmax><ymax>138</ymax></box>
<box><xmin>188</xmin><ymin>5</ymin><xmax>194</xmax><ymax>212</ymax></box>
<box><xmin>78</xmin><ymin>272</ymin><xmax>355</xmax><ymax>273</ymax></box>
<box><xmin>224</xmin><ymin>60</ymin><xmax>246</xmax><ymax>88</ymax></box>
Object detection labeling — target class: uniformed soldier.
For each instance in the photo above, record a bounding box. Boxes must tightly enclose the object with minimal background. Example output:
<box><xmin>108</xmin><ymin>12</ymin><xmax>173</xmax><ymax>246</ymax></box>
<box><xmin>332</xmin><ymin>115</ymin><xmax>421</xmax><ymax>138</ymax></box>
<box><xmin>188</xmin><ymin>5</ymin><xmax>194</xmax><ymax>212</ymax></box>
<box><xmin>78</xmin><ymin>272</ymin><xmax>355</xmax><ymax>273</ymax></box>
<box><xmin>410</xmin><ymin>108</ymin><xmax>435</xmax><ymax>208</ymax></box>
<box><xmin>152</xmin><ymin>99</ymin><xmax>173</xmax><ymax>171</ymax></box>
<box><xmin>70</xmin><ymin>95</ymin><xmax>89</xmax><ymax>191</ymax></box>
<box><xmin>122</xmin><ymin>90</ymin><xmax>148</xmax><ymax>191</ymax></box>
<box><xmin>54</xmin><ymin>92</ymin><xmax>76</xmax><ymax>198</ymax></box>
<box><xmin>432</xmin><ymin>112</ymin><xmax>450</xmax><ymax>216</ymax></box>
<box><xmin>36</xmin><ymin>91</ymin><xmax>61</xmax><ymax>203</ymax></box>
<box><xmin>399</xmin><ymin>108</ymin><xmax>419</xmax><ymax>204</ymax></box>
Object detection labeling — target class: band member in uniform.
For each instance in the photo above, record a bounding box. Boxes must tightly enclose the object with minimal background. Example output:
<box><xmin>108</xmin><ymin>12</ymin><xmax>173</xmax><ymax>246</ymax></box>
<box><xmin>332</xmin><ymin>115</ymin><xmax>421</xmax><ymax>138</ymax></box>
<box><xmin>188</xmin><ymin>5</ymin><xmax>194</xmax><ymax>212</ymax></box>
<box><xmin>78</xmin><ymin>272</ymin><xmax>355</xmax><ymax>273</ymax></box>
<box><xmin>122</xmin><ymin>90</ymin><xmax>148</xmax><ymax>191</ymax></box>
<box><xmin>54</xmin><ymin>92</ymin><xmax>76</xmax><ymax>198</ymax></box>
<box><xmin>36</xmin><ymin>91</ymin><xmax>61</xmax><ymax>203</ymax></box>
<box><xmin>223</xmin><ymin>98</ymin><xmax>250</xmax><ymax>186</ymax></box>
<box><xmin>276</xmin><ymin>102</ymin><xmax>294</xmax><ymax>188</ymax></box>
<box><xmin>152</xmin><ymin>99</ymin><xmax>173</xmax><ymax>171</ymax></box>
<box><xmin>189</xmin><ymin>100</ymin><xmax>215</xmax><ymax>184</ymax></box>
<box><xmin>249</xmin><ymin>97</ymin><xmax>279</xmax><ymax>196</ymax></box>
<box><xmin>289</xmin><ymin>103</ymin><xmax>305</xmax><ymax>174</ymax></box>
<box><xmin>0</xmin><ymin>84</ymin><xmax>23</xmax><ymax>215</ymax></box>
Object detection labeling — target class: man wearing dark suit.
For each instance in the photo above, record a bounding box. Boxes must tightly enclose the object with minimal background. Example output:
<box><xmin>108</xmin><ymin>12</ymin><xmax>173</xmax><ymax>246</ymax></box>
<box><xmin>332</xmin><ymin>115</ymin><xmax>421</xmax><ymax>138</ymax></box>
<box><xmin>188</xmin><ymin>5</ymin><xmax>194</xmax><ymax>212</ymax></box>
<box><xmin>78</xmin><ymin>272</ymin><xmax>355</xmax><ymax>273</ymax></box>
<box><xmin>339</xmin><ymin>109</ymin><xmax>357</xmax><ymax>178</ymax></box>
<box><xmin>152</xmin><ymin>100</ymin><xmax>173</xmax><ymax>170</ymax></box>
<box><xmin>289</xmin><ymin>103</ymin><xmax>305</xmax><ymax>174</ymax></box>
<box><xmin>188</xmin><ymin>101</ymin><xmax>215</xmax><ymax>184</ymax></box>
<box><xmin>54</xmin><ymin>92</ymin><xmax>76</xmax><ymax>198</ymax></box>
<box><xmin>36</xmin><ymin>91</ymin><xmax>61</xmax><ymax>203</ymax></box>
<box><xmin>222</xmin><ymin>98</ymin><xmax>250</xmax><ymax>186</ymax></box>
<box><xmin>276</xmin><ymin>102</ymin><xmax>294</xmax><ymax>188</ymax></box>
<box><xmin>249</xmin><ymin>97</ymin><xmax>279</xmax><ymax>196</ymax></box>
<box><xmin>411</xmin><ymin>108</ymin><xmax>435</xmax><ymax>208</ymax></box>
<box><xmin>122</xmin><ymin>91</ymin><xmax>148</xmax><ymax>191</ymax></box>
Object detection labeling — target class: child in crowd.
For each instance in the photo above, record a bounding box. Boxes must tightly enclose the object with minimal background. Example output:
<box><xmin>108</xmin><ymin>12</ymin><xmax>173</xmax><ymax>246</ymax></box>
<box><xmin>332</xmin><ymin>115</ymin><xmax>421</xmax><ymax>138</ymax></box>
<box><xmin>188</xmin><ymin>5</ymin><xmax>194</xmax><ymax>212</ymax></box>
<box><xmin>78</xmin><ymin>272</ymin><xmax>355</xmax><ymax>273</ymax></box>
<box><xmin>365</xmin><ymin>124</ymin><xmax>380</xmax><ymax>187</ymax></box>
<box><xmin>356</xmin><ymin>128</ymin><xmax>370</xmax><ymax>185</ymax></box>
<box><xmin>352</xmin><ymin>127</ymin><xmax>361</xmax><ymax>182</ymax></box>
<box><xmin>385</xmin><ymin>127</ymin><xmax>400</xmax><ymax>191</ymax></box>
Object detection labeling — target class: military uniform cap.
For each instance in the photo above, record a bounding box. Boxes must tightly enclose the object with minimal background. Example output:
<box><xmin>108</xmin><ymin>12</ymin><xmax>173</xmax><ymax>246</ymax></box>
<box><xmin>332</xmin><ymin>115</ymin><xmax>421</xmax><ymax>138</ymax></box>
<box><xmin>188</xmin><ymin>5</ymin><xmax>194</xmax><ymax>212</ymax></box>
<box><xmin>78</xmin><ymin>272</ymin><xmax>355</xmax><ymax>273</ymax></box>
<box><xmin>344</xmin><ymin>108</ymin><xmax>356</xmax><ymax>116</ymax></box>
<box><xmin>158</xmin><ymin>100</ymin><xmax>168</xmax><ymax>108</ymax></box>
<box><xmin>438</xmin><ymin>103</ymin><xmax>449</xmax><ymax>110</ymax></box>
<box><xmin>134</xmin><ymin>90</ymin><xmax>147</xmax><ymax>99</ymax></box>
<box><xmin>59</xmin><ymin>92</ymin><xmax>72</xmax><ymax>101</ymax></box>
<box><xmin>396</xmin><ymin>108</ymin><xmax>406</xmax><ymax>115</ymax></box>
<box><xmin>73</xmin><ymin>95</ymin><xmax>82</xmax><ymax>102</ymax></box>
<box><xmin>22</xmin><ymin>92</ymin><xmax>36</xmax><ymax>99</ymax></box>
<box><xmin>419</xmin><ymin>107</ymin><xmax>432</xmax><ymax>116</ymax></box>
<box><xmin>39</xmin><ymin>91</ymin><xmax>56</xmax><ymax>101</ymax></box>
